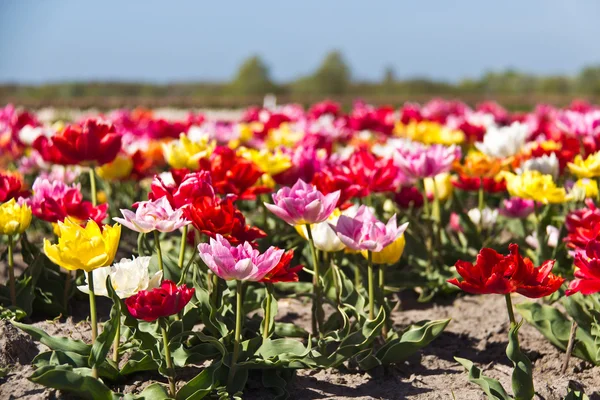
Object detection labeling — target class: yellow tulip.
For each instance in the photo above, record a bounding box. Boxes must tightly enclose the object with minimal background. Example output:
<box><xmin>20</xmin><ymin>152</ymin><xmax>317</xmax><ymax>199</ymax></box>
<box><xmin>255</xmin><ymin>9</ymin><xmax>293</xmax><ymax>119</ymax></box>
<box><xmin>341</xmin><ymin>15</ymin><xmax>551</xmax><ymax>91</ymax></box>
<box><xmin>568</xmin><ymin>152</ymin><xmax>600</xmax><ymax>179</ymax></box>
<box><xmin>265</xmin><ymin>123</ymin><xmax>303</xmax><ymax>149</ymax></box>
<box><xmin>237</xmin><ymin>147</ymin><xmax>292</xmax><ymax>176</ymax></box>
<box><xmin>96</xmin><ymin>154</ymin><xmax>133</xmax><ymax>181</ymax></box>
<box><xmin>501</xmin><ymin>170</ymin><xmax>567</xmax><ymax>204</ymax></box>
<box><xmin>44</xmin><ymin>219</ymin><xmax>121</xmax><ymax>272</ymax></box>
<box><xmin>396</xmin><ymin>121</ymin><xmax>465</xmax><ymax>145</ymax></box>
<box><xmin>574</xmin><ymin>178</ymin><xmax>599</xmax><ymax>199</ymax></box>
<box><xmin>424</xmin><ymin>173</ymin><xmax>453</xmax><ymax>201</ymax></box>
<box><xmin>362</xmin><ymin>235</ymin><xmax>406</xmax><ymax>265</ymax></box>
<box><xmin>162</xmin><ymin>134</ymin><xmax>216</xmax><ymax>170</ymax></box>
<box><xmin>0</xmin><ymin>199</ymin><xmax>32</xmax><ymax>236</ymax></box>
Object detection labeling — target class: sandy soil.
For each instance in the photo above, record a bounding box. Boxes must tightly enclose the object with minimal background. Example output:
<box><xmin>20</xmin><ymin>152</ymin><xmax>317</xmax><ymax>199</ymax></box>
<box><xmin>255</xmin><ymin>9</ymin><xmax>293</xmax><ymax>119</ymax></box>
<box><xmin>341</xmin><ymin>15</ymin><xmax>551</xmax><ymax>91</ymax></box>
<box><xmin>1</xmin><ymin>293</ymin><xmax>599</xmax><ymax>400</ymax></box>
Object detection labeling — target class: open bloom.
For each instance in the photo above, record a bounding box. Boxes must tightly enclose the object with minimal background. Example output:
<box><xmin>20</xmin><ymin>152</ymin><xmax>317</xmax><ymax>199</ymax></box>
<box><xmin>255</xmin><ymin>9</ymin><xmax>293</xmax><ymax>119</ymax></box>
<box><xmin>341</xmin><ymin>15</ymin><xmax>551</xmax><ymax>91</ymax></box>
<box><xmin>467</xmin><ymin>207</ymin><xmax>498</xmax><ymax>230</ymax></box>
<box><xmin>265</xmin><ymin>179</ymin><xmax>340</xmax><ymax>226</ymax></box>
<box><xmin>96</xmin><ymin>153</ymin><xmax>134</xmax><ymax>181</ymax></box>
<box><xmin>517</xmin><ymin>153</ymin><xmax>559</xmax><ymax>180</ymax></box>
<box><xmin>448</xmin><ymin>243</ymin><xmax>564</xmax><ymax>298</ymax></box>
<box><xmin>0</xmin><ymin>172</ymin><xmax>29</xmax><ymax>202</ymax></box>
<box><xmin>566</xmin><ymin>240</ymin><xmax>600</xmax><ymax>295</ymax></box>
<box><xmin>197</xmin><ymin>234</ymin><xmax>284</xmax><ymax>281</ymax></box>
<box><xmin>499</xmin><ymin>198</ymin><xmax>535</xmax><ymax>219</ymax></box>
<box><xmin>114</xmin><ymin>197</ymin><xmax>189</xmax><ymax>233</ymax></box>
<box><xmin>501</xmin><ymin>170</ymin><xmax>567</xmax><ymax>204</ymax></box>
<box><xmin>568</xmin><ymin>152</ymin><xmax>600</xmax><ymax>179</ymax></box>
<box><xmin>0</xmin><ymin>198</ymin><xmax>32</xmax><ymax>235</ymax></box>
<box><xmin>475</xmin><ymin>122</ymin><xmax>528</xmax><ymax>159</ymax></box>
<box><xmin>334</xmin><ymin>205</ymin><xmax>409</xmax><ymax>252</ymax></box>
<box><xmin>52</xmin><ymin>119</ymin><xmax>122</xmax><ymax>165</ymax></box>
<box><xmin>296</xmin><ymin>209</ymin><xmax>346</xmax><ymax>252</ymax></box>
<box><xmin>565</xmin><ymin>199</ymin><xmax>600</xmax><ymax>251</ymax></box>
<box><xmin>394</xmin><ymin>144</ymin><xmax>460</xmax><ymax>180</ymax></box>
<box><xmin>259</xmin><ymin>249</ymin><xmax>303</xmax><ymax>283</ymax></box>
<box><xmin>163</xmin><ymin>134</ymin><xmax>216</xmax><ymax>170</ymax></box>
<box><xmin>149</xmin><ymin>170</ymin><xmax>214</xmax><ymax>210</ymax></box>
<box><xmin>237</xmin><ymin>147</ymin><xmax>292</xmax><ymax>176</ymax></box>
<box><xmin>77</xmin><ymin>256</ymin><xmax>162</xmax><ymax>299</ymax></box>
<box><xmin>125</xmin><ymin>280</ymin><xmax>195</xmax><ymax>322</ymax></box>
<box><xmin>44</xmin><ymin>219</ymin><xmax>121</xmax><ymax>272</ymax></box>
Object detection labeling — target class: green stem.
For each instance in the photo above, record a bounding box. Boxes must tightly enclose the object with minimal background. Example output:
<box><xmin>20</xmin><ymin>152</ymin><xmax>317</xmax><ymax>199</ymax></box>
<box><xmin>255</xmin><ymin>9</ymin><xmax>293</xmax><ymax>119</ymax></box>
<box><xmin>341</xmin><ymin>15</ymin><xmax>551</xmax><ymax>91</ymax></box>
<box><xmin>228</xmin><ymin>280</ymin><xmax>243</xmax><ymax>388</ymax></box>
<box><xmin>367</xmin><ymin>251</ymin><xmax>375</xmax><ymax>320</ymax></box>
<box><xmin>89</xmin><ymin>168</ymin><xmax>97</xmax><ymax>207</ymax></box>
<box><xmin>477</xmin><ymin>180</ymin><xmax>484</xmax><ymax>232</ymax></box>
<box><xmin>7</xmin><ymin>235</ymin><xmax>16</xmax><ymax>306</ymax></box>
<box><xmin>178</xmin><ymin>225</ymin><xmax>188</xmax><ymax>269</ymax></box>
<box><xmin>153</xmin><ymin>230</ymin><xmax>164</xmax><ymax>278</ymax></box>
<box><xmin>63</xmin><ymin>270</ymin><xmax>72</xmax><ymax>312</ymax></box>
<box><xmin>420</xmin><ymin>179</ymin><xmax>430</xmax><ymax>217</ymax></box>
<box><xmin>87</xmin><ymin>270</ymin><xmax>98</xmax><ymax>379</ymax></box>
<box><xmin>330</xmin><ymin>254</ymin><xmax>342</xmax><ymax>306</ymax></box>
<box><xmin>305</xmin><ymin>224</ymin><xmax>324</xmax><ymax>338</ymax></box>
<box><xmin>160</xmin><ymin>323</ymin><xmax>177</xmax><ymax>397</ymax></box>
<box><xmin>262</xmin><ymin>284</ymin><xmax>272</xmax><ymax>340</ymax></box>
<box><xmin>505</xmin><ymin>293</ymin><xmax>516</xmax><ymax>327</ymax></box>
<box><xmin>113</xmin><ymin>318</ymin><xmax>120</xmax><ymax>364</ymax></box>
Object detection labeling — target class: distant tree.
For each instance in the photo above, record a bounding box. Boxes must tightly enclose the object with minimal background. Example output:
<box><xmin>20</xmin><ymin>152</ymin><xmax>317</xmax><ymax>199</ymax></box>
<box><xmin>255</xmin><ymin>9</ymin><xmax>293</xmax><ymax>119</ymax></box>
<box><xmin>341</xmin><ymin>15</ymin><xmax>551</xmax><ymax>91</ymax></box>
<box><xmin>311</xmin><ymin>51</ymin><xmax>351</xmax><ymax>95</ymax></box>
<box><xmin>229</xmin><ymin>55</ymin><xmax>275</xmax><ymax>96</ymax></box>
<box><xmin>382</xmin><ymin>66</ymin><xmax>396</xmax><ymax>86</ymax></box>
<box><xmin>578</xmin><ymin>66</ymin><xmax>600</xmax><ymax>95</ymax></box>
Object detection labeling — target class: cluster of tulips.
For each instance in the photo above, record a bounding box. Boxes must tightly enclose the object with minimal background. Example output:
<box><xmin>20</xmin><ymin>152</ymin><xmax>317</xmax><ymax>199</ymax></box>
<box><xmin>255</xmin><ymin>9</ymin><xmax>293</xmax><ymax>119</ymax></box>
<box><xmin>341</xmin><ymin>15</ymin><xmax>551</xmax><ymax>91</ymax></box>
<box><xmin>1</xmin><ymin>98</ymin><xmax>600</xmax><ymax>399</ymax></box>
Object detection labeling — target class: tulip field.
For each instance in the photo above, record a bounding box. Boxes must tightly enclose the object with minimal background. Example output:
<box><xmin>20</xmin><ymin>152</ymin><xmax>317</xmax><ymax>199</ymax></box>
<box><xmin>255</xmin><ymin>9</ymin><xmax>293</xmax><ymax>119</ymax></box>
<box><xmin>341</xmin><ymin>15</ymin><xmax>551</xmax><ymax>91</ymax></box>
<box><xmin>2</xmin><ymin>99</ymin><xmax>600</xmax><ymax>399</ymax></box>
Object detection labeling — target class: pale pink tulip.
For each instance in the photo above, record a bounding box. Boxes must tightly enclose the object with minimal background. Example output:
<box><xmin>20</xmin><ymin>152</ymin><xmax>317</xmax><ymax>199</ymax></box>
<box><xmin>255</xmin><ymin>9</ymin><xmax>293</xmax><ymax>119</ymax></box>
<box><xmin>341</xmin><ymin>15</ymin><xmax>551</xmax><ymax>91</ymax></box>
<box><xmin>114</xmin><ymin>196</ymin><xmax>189</xmax><ymax>233</ymax></box>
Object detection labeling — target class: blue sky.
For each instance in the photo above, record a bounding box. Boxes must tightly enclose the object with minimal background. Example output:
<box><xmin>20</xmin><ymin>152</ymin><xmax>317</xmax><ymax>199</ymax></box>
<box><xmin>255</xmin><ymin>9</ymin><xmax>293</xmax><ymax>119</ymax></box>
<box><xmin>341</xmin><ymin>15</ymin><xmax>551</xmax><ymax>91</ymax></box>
<box><xmin>1</xmin><ymin>0</ymin><xmax>599</xmax><ymax>84</ymax></box>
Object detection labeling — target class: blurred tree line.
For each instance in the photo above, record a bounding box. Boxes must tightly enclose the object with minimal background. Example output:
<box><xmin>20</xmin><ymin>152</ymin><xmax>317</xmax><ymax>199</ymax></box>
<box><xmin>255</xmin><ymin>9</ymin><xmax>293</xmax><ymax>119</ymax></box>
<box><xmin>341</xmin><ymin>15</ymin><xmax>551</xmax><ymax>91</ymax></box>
<box><xmin>2</xmin><ymin>50</ymin><xmax>600</xmax><ymax>108</ymax></box>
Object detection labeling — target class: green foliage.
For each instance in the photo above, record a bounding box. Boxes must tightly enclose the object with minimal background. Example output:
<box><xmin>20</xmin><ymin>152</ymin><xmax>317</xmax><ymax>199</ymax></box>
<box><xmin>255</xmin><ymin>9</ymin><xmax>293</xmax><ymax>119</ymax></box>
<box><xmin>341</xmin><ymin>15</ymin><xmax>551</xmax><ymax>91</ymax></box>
<box><xmin>455</xmin><ymin>357</ymin><xmax>512</xmax><ymax>400</ymax></box>
<box><xmin>228</xmin><ymin>55</ymin><xmax>275</xmax><ymax>96</ymax></box>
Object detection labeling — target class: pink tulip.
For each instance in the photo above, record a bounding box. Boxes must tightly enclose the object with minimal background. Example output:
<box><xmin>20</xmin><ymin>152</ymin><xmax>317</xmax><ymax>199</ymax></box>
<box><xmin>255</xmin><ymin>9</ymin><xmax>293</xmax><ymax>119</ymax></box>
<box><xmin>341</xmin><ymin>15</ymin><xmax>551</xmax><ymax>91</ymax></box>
<box><xmin>197</xmin><ymin>234</ymin><xmax>284</xmax><ymax>281</ymax></box>
<box><xmin>394</xmin><ymin>144</ymin><xmax>460</xmax><ymax>180</ymax></box>
<box><xmin>499</xmin><ymin>197</ymin><xmax>535</xmax><ymax>219</ymax></box>
<box><xmin>265</xmin><ymin>179</ymin><xmax>340</xmax><ymax>225</ymax></box>
<box><xmin>334</xmin><ymin>205</ymin><xmax>409</xmax><ymax>252</ymax></box>
<box><xmin>114</xmin><ymin>196</ymin><xmax>189</xmax><ymax>233</ymax></box>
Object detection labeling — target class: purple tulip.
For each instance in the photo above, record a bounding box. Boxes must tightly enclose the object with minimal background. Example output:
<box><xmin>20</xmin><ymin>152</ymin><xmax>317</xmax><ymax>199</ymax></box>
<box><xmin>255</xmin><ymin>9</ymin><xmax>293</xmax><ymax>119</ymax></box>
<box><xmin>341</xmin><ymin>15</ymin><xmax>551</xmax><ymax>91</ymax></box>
<box><xmin>499</xmin><ymin>197</ymin><xmax>535</xmax><ymax>219</ymax></box>
<box><xmin>265</xmin><ymin>179</ymin><xmax>340</xmax><ymax>225</ymax></box>
<box><xmin>114</xmin><ymin>196</ymin><xmax>189</xmax><ymax>233</ymax></box>
<box><xmin>334</xmin><ymin>205</ymin><xmax>409</xmax><ymax>252</ymax></box>
<box><xmin>197</xmin><ymin>234</ymin><xmax>284</xmax><ymax>281</ymax></box>
<box><xmin>394</xmin><ymin>144</ymin><xmax>460</xmax><ymax>180</ymax></box>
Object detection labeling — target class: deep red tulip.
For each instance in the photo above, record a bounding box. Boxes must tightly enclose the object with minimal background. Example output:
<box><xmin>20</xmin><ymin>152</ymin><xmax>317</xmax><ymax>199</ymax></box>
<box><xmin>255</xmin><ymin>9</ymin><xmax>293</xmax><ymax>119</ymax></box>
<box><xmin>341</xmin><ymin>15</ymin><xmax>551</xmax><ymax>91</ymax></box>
<box><xmin>32</xmin><ymin>136</ymin><xmax>77</xmax><ymax>165</ymax></box>
<box><xmin>565</xmin><ymin>199</ymin><xmax>600</xmax><ymax>251</ymax></box>
<box><xmin>308</xmin><ymin>100</ymin><xmax>341</xmax><ymax>119</ymax></box>
<box><xmin>0</xmin><ymin>172</ymin><xmax>29</xmax><ymax>202</ymax></box>
<box><xmin>452</xmin><ymin>175</ymin><xmax>506</xmax><ymax>193</ymax></box>
<box><xmin>149</xmin><ymin>170</ymin><xmax>214</xmax><ymax>210</ymax></box>
<box><xmin>448</xmin><ymin>244</ymin><xmax>564</xmax><ymax>298</ymax></box>
<box><xmin>184</xmin><ymin>195</ymin><xmax>266</xmax><ymax>246</ymax></box>
<box><xmin>312</xmin><ymin>165</ymin><xmax>364</xmax><ymax>209</ymax></box>
<box><xmin>566</xmin><ymin>240</ymin><xmax>600</xmax><ymax>296</ymax></box>
<box><xmin>260</xmin><ymin>249</ymin><xmax>303</xmax><ymax>283</ymax></box>
<box><xmin>30</xmin><ymin>182</ymin><xmax>107</xmax><ymax>225</ymax></box>
<box><xmin>394</xmin><ymin>186</ymin><xmax>424</xmax><ymax>209</ymax></box>
<box><xmin>52</xmin><ymin>119</ymin><xmax>122</xmax><ymax>165</ymax></box>
<box><xmin>125</xmin><ymin>280</ymin><xmax>195</xmax><ymax>322</ymax></box>
<box><xmin>344</xmin><ymin>148</ymin><xmax>399</xmax><ymax>194</ymax></box>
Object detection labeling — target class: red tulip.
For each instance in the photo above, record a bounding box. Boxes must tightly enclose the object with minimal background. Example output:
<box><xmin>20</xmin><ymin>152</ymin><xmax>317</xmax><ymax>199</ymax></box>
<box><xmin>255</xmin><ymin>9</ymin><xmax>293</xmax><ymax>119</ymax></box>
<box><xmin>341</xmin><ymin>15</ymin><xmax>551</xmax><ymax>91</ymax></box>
<box><xmin>344</xmin><ymin>148</ymin><xmax>399</xmax><ymax>194</ymax></box>
<box><xmin>260</xmin><ymin>249</ymin><xmax>303</xmax><ymax>283</ymax></box>
<box><xmin>0</xmin><ymin>172</ymin><xmax>29</xmax><ymax>202</ymax></box>
<box><xmin>448</xmin><ymin>244</ymin><xmax>564</xmax><ymax>298</ymax></box>
<box><xmin>452</xmin><ymin>175</ymin><xmax>507</xmax><ymax>193</ymax></box>
<box><xmin>32</xmin><ymin>136</ymin><xmax>77</xmax><ymax>165</ymax></box>
<box><xmin>565</xmin><ymin>199</ymin><xmax>600</xmax><ymax>251</ymax></box>
<box><xmin>394</xmin><ymin>186</ymin><xmax>424</xmax><ymax>209</ymax></box>
<box><xmin>52</xmin><ymin>119</ymin><xmax>122</xmax><ymax>165</ymax></box>
<box><xmin>149</xmin><ymin>170</ymin><xmax>214</xmax><ymax>210</ymax></box>
<box><xmin>312</xmin><ymin>165</ymin><xmax>364</xmax><ymax>209</ymax></box>
<box><xmin>125</xmin><ymin>280</ymin><xmax>195</xmax><ymax>322</ymax></box>
<box><xmin>566</xmin><ymin>240</ymin><xmax>600</xmax><ymax>296</ymax></box>
<box><xmin>184</xmin><ymin>195</ymin><xmax>266</xmax><ymax>246</ymax></box>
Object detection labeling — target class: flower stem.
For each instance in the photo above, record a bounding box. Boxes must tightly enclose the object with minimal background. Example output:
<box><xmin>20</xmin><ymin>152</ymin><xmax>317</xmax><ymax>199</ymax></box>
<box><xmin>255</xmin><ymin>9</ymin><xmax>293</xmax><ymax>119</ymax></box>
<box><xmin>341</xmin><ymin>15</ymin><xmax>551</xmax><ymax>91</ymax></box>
<box><xmin>63</xmin><ymin>270</ymin><xmax>72</xmax><ymax>312</ymax></box>
<box><xmin>561</xmin><ymin>320</ymin><xmax>578</xmax><ymax>374</ymax></box>
<box><xmin>160</xmin><ymin>323</ymin><xmax>177</xmax><ymax>397</ymax></box>
<box><xmin>305</xmin><ymin>224</ymin><xmax>324</xmax><ymax>338</ymax></box>
<box><xmin>89</xmin><ymin>168</ymin><xmax>97</xmax><ymax>207</ymax></box>
<box><xmin>420</xmin><ymin>179</ymin><xmax>430</xmax><ymax>217</ymax></box>
<box><xmin>228</xmin><ymin>280</ymin><xmax>243</xmax><ymax>388</ymax></box>
<box><xmin>153</xmin><ymin>230</ymin><xmax>164</xmax><ymax>278</ymax></box>
<box><xmin>477</xmin><ymin>180</ymin><xmax>484</xmax><ymax>232</ymax></box>
<box><xmin>113</xmin><ymin>318</ymin><xmax>120</xmax><ymax>365</ymax></box>
<box><xmin>379</xmin><ymin>264</ymin><xmax>388</xmax><ymax>337</ymax></box>
<box><xmin>262</xmin><ymin>284</ymin><xmax>272</xmax><ymax>340</ymax></box>
<box><xmin>504</xmin><ymin>293</ymin><xmax>516</xmax><ymax>327</ymax></box>
<box><xmin>87</xmin><ymin>270</ymin><xmax>98</xmax><ymax>379</ymax></box>
<box><xmin>7</xmin><ymin>235</ymin><xmax>16</xmax><ymax>306</ymax></box>
<box><xmin>367</xmin><ymin>250</ymin><xmax>375</xmax><ymax>320</ymax></box>
<box><xmin>178</xmin><ymin>225</ymin><xmax>188</xmax><ymax>269</ymax></box>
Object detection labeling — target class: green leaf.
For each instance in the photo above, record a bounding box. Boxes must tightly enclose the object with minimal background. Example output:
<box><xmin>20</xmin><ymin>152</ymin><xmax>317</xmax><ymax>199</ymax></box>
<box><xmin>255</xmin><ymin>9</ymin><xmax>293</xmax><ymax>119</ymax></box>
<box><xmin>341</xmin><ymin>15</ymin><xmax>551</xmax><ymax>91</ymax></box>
<box><xmin>506</xmin><ymin>321</ymin><xmax>534</xmax><ymax>400</ymax></box>
<box><xmin>259</xmin><ymin>284</ymin><xmax>277</xmax><ymax>339</ymax></box>
<box><xmin>455</xmin><ymin>357</ymin><xmax>512</xmax><ymax>400</ymax></box>
<box><xmin>565</xmin><ymin>389</ymin><xmax>590</xmax><ymax>400</ymax></box>
<box><xmin>11</xmin><ymin>320</ymin><xmax>91</xmax><ymax>355</ymax></box>
<box><xmin>257</xmin><ymin>338</ymin><xmax>310</xmax><ymax>360</ymax></box>
<box><xmin>176</xmin><ymin>361</ymin><xmax>222</xmax><ymax>400</ymax></box>
<box><xmin>120</xmin><ymin>351</ymin><xmax>159</xmax><ymax>375</ymax></box>
<box><xmin>135</xmin><ymin>383</ymin><xmax>172</xmax><ymax>400</ymax></box>
<box><xmin>29</xmin><ymin>365</ymin><xmax>116</xmax><ymax>400</ymax></box>
<box><xmin>273</xmin><ymin>322</ymin><xmax>309</xmax><ymax>338</ymax></box>
<box><xmin>90</xmin><ymin>278</ymin><xmax>121</xmax><ymax>369</ymax></box>
<box><xmin>375</xmin><ymin>319</ymin><xmax>450</xmax><ymax>366</ymax></box>
<box><xmin>34</xmin><ymin>350</ymin><xmax>119</xmax><ymax>381</ymax></box>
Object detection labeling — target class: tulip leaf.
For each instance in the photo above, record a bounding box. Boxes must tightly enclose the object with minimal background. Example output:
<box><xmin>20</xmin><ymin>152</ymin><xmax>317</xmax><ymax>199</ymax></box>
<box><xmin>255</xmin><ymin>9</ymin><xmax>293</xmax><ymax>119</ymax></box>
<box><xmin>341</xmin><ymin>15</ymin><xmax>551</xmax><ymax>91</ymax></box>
<box><xmin>273</xmin><ymin>322</ymin><xmax>309</xmax><ymax>338</ymax></box>
<box><xmin>565</xmin><ymin>389</ymin><xmax>590</xmax><ymax>400</ymax></box>
<box><xmin>176</xmin><ymin>361</ymin><xmax>223</xmax><ymax>400</ymax></box>
<box><xmin>455</xmin><ymin>357</ymin><xmax>512</xmax><ymax>400</ymax></box>
<box><xmin>28</xmin><ymin>365</ymin><xmax>116</xmax><ymax>400</ymax></box>
<box><xmin>34</xmin><ymin>350</ymin><xmax>120</xmax><ymax>381</ymax></box>
<box><xmin>374</xmin><ymin>319</ymin><xmax>450</xmax><ymax>367</ymax></box>
<box><xmin>127</xmin><ymin>383</ymin><xmax>172</xmax><ymax>400</ymax></box>
<box><xmin>194</xmin><ymin>286</ymin><xmax>229</xmax><ymax>338</ymax></box>
<box><xmin>257</xmin><ymin>338</ymin><xmax>310</xmax><ymax>360</ymax></box>
<box><xmin>261</xmin><ymin>369</ymin><xmax>294</xmax><ymax>400</ymax></box>
<box><xmin>516</xmin><ymin>301</ymin><xmax>599</xmax><ymax>364</ymax></box>
<box><xmin>11</xmin><ymin>320</ymin><xmax>91</xmax><ymax>355</ymax></box>
<box><xmin>120</xmin><ymin>351</ymin><xmax>159</xmax><ymax>375</ymax></box>
<box><xmin>90</xmin><ymin>278</ymin><xmax>121</xmax><ymax>369</ymax></box>
<box><xmin>506</xmin><ymin>321</ymin><xmax>534</xmax><ymax>400</ymax></box>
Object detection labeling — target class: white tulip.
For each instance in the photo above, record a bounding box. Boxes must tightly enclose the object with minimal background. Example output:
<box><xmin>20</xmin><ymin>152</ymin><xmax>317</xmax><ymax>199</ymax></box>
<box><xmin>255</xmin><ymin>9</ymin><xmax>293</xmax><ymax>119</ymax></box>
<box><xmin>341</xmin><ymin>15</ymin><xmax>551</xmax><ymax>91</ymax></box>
<box><xmin>526</xmin><ymin>225</ymin><xmax>560</xmax><ymax>250</ymax></box>
<box><xmin>18</xmin><ymin>125</ymin><xmax>52</xmax><ymax>146</ymax></box>
<box><xmin>298</xmin><ymin>213</ymin><xmax>346</xmax><ymax>253</ymax></box>
<box><xmin>475</xmin><ymin>122</ymin><xmax>529</xmax><ymax>159</ymax></box>
<box><xmin>78</xmin><ymin>256</ymin><xmax>162</xmax><ymax>299</ymax></box>
<box><xmin>467</xmin><ymin>207</ymin><xmax>498</xmax><ymax>230</ymax></box>
<box><xmin>517</xmin><ymin>153</ymin><xmax>559</xmax><ymax>180</ymax></box>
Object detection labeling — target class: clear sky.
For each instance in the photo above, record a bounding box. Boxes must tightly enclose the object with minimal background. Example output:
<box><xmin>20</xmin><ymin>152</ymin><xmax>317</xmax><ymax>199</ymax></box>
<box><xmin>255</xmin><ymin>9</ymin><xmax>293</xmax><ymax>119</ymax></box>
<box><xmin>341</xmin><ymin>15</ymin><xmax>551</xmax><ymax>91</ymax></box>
<box><xmin>1</xmin><ymin>0</ymin><xmax>599</xmax><ymax>84</ymax></box>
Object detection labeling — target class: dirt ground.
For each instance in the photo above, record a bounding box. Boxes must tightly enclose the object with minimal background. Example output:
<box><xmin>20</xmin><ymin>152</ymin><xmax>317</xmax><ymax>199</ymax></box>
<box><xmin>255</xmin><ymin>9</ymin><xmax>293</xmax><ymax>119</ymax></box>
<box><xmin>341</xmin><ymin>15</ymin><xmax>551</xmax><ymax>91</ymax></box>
<box><xmin>1</xmin><ymin>293</ymin><xmax>599</xmax><ymax>400</ymax></box>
